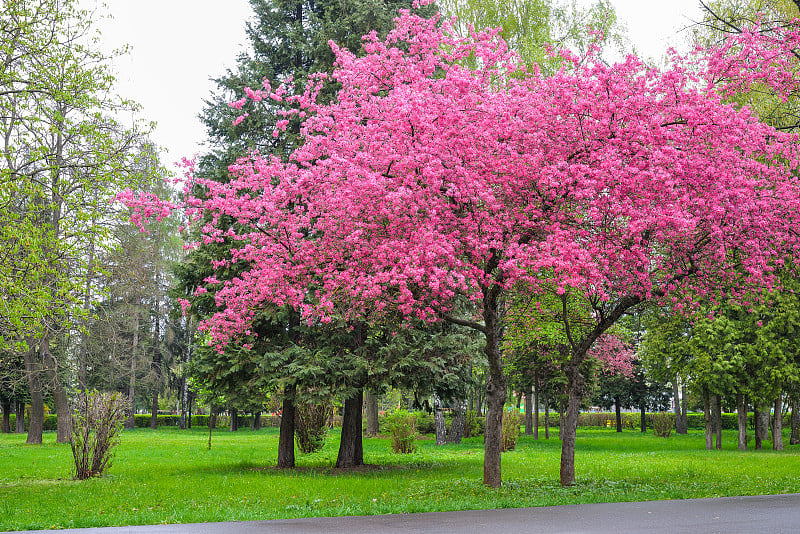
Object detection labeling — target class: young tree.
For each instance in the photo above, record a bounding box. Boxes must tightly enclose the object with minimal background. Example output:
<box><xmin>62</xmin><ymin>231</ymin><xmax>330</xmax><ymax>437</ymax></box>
<box><xmin>122</xmin><ymin>9</ymin><xmax>800</xmax><ymax>487</ymax></box>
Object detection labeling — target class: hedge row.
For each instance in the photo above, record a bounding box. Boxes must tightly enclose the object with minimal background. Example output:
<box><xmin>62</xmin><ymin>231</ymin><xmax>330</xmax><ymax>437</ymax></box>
<box><xmin>2</xmin><ymin>411</ymin><xmax>792</xmax><ymax>433</ymax></box>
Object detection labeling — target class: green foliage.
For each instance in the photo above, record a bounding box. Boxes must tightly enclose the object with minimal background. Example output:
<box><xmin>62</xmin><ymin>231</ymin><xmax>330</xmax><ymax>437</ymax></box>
<box><xmin>295</xmin><ymin>400</ymin><xmax>332</xmax><ymax>454</ymax></box>
<box><xmin>464</xmin><ymin>410</ymin><xmax>485</xmax><ymax>437</ymax></box>
<box><xmin>501</xmin><ymin>410</ymin><xmax>521</xmax><ymax>451</ymax></box>
<box><xmin>384</xmin><ymin>409</ymin><xmax>418</xmax><ymax>453</ymax></box>
<box><xmin>651</xmin><ymin>413</ymin><xmax>675</xmax><ymax>438</ymax></box>
<box><xmin>436</xmin><ymin>0</ymin><xmax>625</xmax><ymax>72</ymax></box>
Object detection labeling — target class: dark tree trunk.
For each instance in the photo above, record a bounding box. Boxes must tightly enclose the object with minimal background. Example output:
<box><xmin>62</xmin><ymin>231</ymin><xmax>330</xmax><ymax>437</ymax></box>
<box><xmin>252</xmin><ymin>412</ymin><xmax>262</xmax><ymax>431</ymax></box>
<box><xmin>755</xmin><ymin>403</ymin><xmax>770</xmax><ymax>450</ymax></box>
<box><xmin>533</xmin><ymin>373</ymin><xmax>540</xmax><ymax>440</ymax></box>
<box><xmin>713</xmin><ymin>394</ymin><xmax>722</xmax><ymax>450</ymax></box>
<box><xmin>150</xmin><ymin>392</ymin><xmax>159</xmax><ymax>430</ymax></box>
<box><xmin>229</xmin><ymin>407</ymin><xmax>238</xmax><ymax>432</ymax></box>
<box><xmin>433</xmin><ymin>395</ymin><xmax>447</xmax><ymax>445</ymax></box>
<box><xmin>336</xmin><ymin>389</ymin><xmax>364</xmax><ymax>468</ymax></box>
<box><xmin>614</xmin><ymin>397</ymin><xmax>622</xmax><ymax>432</ymax></box>
<box><xmin>365</xmin><ymin>390</ymin><xmax>379</xmax><ymax>437</ymax></box>
<box><xmin>278</xmin><ymin>387</ymin><xmax>297</xmax><ymax>467</ymax></box>
<box><xmin>150</xmin><ymin>341</ymin><xmax>161</xmax><ymax>430</ymax></box>
<box><xmin>478</xmin><ymin>285</ymin><xmax>507</xmax><ymax>487</ymax></box>
<box><xmin>23</xmin><ymin>345</ymin><xmax>44</xmax><ymax>444</ymax></box>
<box><xmin>15</xmin><ymin>400</ymin><xmax>25</xmax><ymax>433</ymax></box>
<box><xmin>209</xmin><ymin>405</ymin><xmax>218</xmax><ymax>430</ymax></box>
<box><xmin>560</xmin><ymin>365</ymin><xmax>584</xmax><ymax>486</ymax></box>
<box><xmin>448</xmin><ymin>399</ymin><xmax>467</xmax><ymax>444</ymax></box>
<box><xmin>1</xmin><ymin>397</ymin><xmax>10</xmax><ymax>433</ymax></box>
<box><xmin>543</xmin><ymin>386</ymin><xmax>550</xmax><ymax>440</ymax></box>
<box><xmin>640</xmin><ymin>402</ymin><xmax>647</xmax><ymax>433</ymax></box>
<box><xmin>39</xmin><ymin>335</ymin><xmax>70</xmax><ymax>443</ymax></box>
<box><xmin>126</xmin><ymin>314</ymin><xmax>139</xmax><ymax>430</ymax></box>
<box><xmin>524</xmin><ymin>384</ymin><xmax>533</xmax><ymax>436</ymax></box>
<box><xmin>703</xmin><ymin>387</ymin><xmax>713</xmax><ymax>450</ymax></box>
<box><xmin>737</xmin><ymin>393</ymin><xmax>747</xmax><ymax>451</ymax></box>
<box><xmin>754</xmin><ymin>405</ymin><xmax>762</xmax><ymax>449</ymax></box>
<box><xmin>791</xmin><ymin>400</ymin><xmax>800</xmax><ymax>445</ymax></box>
<box><xmin>773</xmin><ymin>394</ymin><xmax>784</xmax><ymax>451</ymax></box>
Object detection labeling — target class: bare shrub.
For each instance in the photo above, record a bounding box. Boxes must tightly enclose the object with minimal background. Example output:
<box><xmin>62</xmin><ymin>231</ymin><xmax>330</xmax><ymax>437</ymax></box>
<box><xmin>502</xmin><ymin>410</ymin><xmax>522</xmax><ymax>452</ymax></box>
<box><xmin>651</xmin><ymin>412</ymin><xmax>675</xmax><ymax>438</ymax></box>
<box><xmin>71</xmin><ymin>390</ymin><xmax>128</xmax><ymax>480</ymax></box>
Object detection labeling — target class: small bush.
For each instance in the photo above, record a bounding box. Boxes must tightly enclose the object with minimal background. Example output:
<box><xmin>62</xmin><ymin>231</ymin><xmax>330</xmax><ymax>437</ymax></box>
<box><xmin>414</xmin><ymin>413</ymin><xmax>435</xmax><ymax>434</ymax></box>
<box><xmin>71</xmin><ymin>391</ymin><xmax>129</xmax><ymax>480</ymax></box>
<box><xmin>385</xmin><ymin>410</ymin><xmax>418</xmax><ymax>454</ymax></box>
<box><xmin>651</xmin><ymin>412</ymin><xmax>675</xmax><ymax>438</ymax></box>
<box><xmin>502</xmin><ymin>410</ymin><xmax>521</xmax><ymax>452</ymax></box>
<box><xmin>464</xmin><ymin>410</ymin><xmax>484</xmax><ymax>437</ymax></box>
<box><xmin>295</xmin><ymin>401</ymin><xmax>332</xmax><ymax>454</ymax></box>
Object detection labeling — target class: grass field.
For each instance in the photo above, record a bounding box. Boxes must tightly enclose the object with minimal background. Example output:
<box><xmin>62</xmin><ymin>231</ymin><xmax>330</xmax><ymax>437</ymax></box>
<box><xmin>1</xmin><ymin>427</ymin><xmax>798</xmax><ymax>531</ymax></box>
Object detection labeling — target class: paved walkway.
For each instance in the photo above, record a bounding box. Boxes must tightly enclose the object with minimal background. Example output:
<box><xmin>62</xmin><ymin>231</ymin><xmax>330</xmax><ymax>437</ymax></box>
<box><xmin>16</xmin><ymin>494</ymin><xmax>800</xmax><ymax>534</ymax></box>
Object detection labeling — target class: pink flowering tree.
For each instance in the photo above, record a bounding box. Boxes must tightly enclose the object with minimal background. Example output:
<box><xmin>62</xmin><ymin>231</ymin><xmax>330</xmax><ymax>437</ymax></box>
<box><xmin>121</xmin><ymin>10</ymin><xmax>800</xmax><ymax>487</ymax></box>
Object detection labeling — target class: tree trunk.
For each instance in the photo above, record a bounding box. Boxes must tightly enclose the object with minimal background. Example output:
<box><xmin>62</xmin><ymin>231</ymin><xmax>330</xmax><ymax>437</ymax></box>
<box><xmin>673</xmin><ymin>377</ymin><xmax>686</xmax><ymax>434</ymax></box>
<box><xmin>336</xmin><ymin>389</ymin><xmax>364</xmax><ymax>468</ymax></box>
<box><xmin>560</xmin><ymin>365</ymin><xmax>584</xmax><ymax>487</ymax></box>
<box><xmin>253</xmin><ymin>412</ymin><xmax>261</xmax><ymax>431</ymax></box>
<box><xmin>481</xmin><ymin>286</ymin><xmax>506</xmax><ymax>488</ymax></box>
<box><xmin>23</xmin><ymin>345</ymin><xmax>44</xmax><ymax>444</ymax></box>
<box><xmin>755</xmin><ymin>403</ymin><xmax>770</xmax><ymax>450</ymax></box>
<box><xmin>680</xmin><ymin>384</ymin><xmax>688</xmax><ymax>434</ymax></box>
<box><xmin>433</xmin><ymin>394</ymin><xmax>447</xmax><ymax>445</ymax></box>
<box><xmin>126</xmin><ymin>313</ymin><xmax>139</xmax><ymax>430</ymax></box>
<box><xmin>43</xmin><ymin>348</ymin><xmax>71</xmax><ymax>443</ymax></box>
<box><xmin>533</xmin><ymin>373</ymin><xmax>540</xmax><ymax>440</ymax></box>
<box><xmin>713</xmin><ymin>394</ymin><xmax>722</xmax><ymax>450</ymax></box>
<box><xmin>151</xmin><ymin>391</ymin><xmax>159</xmax><ymax>430</ymax></box>
<box><xmin>754</xmin><ymin>405</ymin><xmax>762</xmax><ymax>450</ymax></box>
<box><xmin>703</xmin><ymin>386</ymin><xmax>713</xmax><ymax>450</ymax></box>
<box><xmin>15</xmin><ymin>400</ymin><xmax>25</xmax><ymax>433</ymax></box>
<box><xmin>448</xmin><ymin>399</ymin><xmax>467</xmax><ymax>444</ymax></box>
<box><xmin>209</xmin><ymin>405</ymin><xmax>218</xmax><ymax>429</ymax></box>
<box><xmin>365</xmin><ymin>390</ymin><xmax>379</xmax><ymax>437</ymax></box>
<box><xmin>187</xmin><ymin>393</ymin><xmax>194</xmax><ymax>429</ymax></box>
<box><xmin>150</xmin><ymin>322</ymin><xmax>161</xmax><ymax>430</ymax></box>
<box><xmin>773</xmin><ymin>394</ymin><xmax>784</xmax><ymax>451</ymax></box>
<box><xmin>790</xmin><ymin>399</ymin><xmax>799</xmax><ymax>446</ymax></box>
<box><xmin>524</xmin><ymin>384</ymin><xmax>533</xmax><ymax>436</ymax></box>
<box><xmin>38</xmin><ymin>332</ymin><xmax>70</xmax><ymax>443</ymax></box>
<box><xmin>737</xmin><ymin>392</ymin><xmax>747</xmax><ymax>451</ymax></box>
<box><xmin>229</xmin><ymin>407</ymin><xmax>238</xmax><ymax>432</ymax></box>
<box><xmin>614</xmin><ymin>397</ymin><xmax>622</xmax><ymax>432</ymax></box>
<box><xmin>640</xmin><ymin>402</ymin><xmax>647</xmax><ymax>433</ymax></box>
<box><xmin>1</xmin><ymin>397</ymin><xmax>10</xmax><ymax>433</ymax></box>
<box><xmin>544</xmin><ymin>386</ymin><xmax>550</xmax><ymax>440</ymax></box>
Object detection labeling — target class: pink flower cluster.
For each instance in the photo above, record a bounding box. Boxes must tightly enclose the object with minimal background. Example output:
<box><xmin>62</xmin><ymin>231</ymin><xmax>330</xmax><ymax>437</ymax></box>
<box><xmin>119</xmin><ymin>10</ymin><xmax>800</xmax><ymax>351</ymax></box>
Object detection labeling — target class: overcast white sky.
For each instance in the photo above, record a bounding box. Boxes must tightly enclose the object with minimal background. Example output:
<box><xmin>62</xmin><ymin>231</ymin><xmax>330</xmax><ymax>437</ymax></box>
<box><xmin>83</xmin><ymin>0</ymin><xmax>704</xmax><ymax>169</ymax></box>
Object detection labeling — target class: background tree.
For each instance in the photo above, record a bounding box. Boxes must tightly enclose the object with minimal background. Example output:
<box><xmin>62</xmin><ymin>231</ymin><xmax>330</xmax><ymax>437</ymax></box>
<box><xmin>0</xmin><ymin>0</ymin><xmax>156</xmax><ymax>443</ymax></box>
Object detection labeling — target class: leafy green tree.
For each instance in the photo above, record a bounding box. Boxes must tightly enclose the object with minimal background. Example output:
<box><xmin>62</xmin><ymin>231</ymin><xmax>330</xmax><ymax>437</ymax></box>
<box><xmin>437</xmin><ymin>0</ymin><xmax>625</xmax><ymax>71</ymax></box>
<box><xmin>0</xmin><ymin>0</ymin><xmax>154</xmax><ymax>443</ymax></box>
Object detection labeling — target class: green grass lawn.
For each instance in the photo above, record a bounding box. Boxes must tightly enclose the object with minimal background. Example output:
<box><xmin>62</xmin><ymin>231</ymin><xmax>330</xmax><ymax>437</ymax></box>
<box><xmin>1</xmin><ymin>427</ymin><xmax>798</xmax><ymax>531</ymax></box>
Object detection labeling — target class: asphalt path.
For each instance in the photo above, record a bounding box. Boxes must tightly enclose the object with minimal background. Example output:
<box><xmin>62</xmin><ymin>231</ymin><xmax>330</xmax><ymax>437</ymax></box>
<box><xmin>14</xmin><ymin>494</ymin><xmax>800</xmax><ymax>534</ymax></box>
